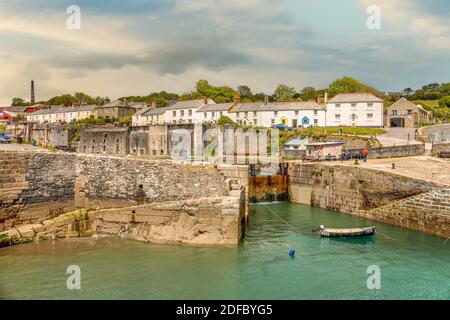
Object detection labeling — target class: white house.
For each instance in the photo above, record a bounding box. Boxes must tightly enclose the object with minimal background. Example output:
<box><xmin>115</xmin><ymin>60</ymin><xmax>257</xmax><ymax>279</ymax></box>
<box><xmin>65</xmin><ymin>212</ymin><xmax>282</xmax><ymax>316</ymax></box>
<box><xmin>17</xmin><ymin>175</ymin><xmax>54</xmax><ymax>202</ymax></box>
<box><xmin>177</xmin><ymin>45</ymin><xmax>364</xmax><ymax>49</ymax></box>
<box><xmin>163</xmin><ymin>98</ymin><xmax>216</xmax><ymax>124</ymax></box>
<box><xmin>132</xmin><ymin>106</ymin><xmax>167</xmax><ymax>126</ymax></box>
<box><xmin>27</xmin><ymin>105</ymin><xmax>96</xmax><ymax>123</ymax></box>
<box><xmin>325</xmin><ymin>93</ymin><xmax>384</xmax><ymax>127</ymax></box>
<box><xmin>195</xmin><ymin>103</ymin><xmax>234</xmax><ymax>123</ymax></box>
<box><xmin>229</xmin><ymin>101</ymin><xmax>326</xmax><ymax>128</ymax></box>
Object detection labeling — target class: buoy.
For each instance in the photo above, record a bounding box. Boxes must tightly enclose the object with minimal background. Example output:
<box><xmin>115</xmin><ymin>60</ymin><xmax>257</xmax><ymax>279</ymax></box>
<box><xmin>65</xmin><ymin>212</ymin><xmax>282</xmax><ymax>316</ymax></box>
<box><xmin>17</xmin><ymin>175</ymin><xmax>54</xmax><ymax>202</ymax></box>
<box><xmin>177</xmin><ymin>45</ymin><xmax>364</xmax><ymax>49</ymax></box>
<box><xmin>289</xmin><ymin>249</ymin><xmax>295</xmax><ymax>256</ymax></box>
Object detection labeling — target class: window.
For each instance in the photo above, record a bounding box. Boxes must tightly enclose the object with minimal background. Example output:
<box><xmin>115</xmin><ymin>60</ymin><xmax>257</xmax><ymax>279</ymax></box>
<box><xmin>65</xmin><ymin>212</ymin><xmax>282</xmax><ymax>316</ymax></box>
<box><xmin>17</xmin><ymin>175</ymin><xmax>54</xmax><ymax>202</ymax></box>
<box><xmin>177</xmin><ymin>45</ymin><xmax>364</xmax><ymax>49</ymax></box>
<box><xmin>392</xmin><ymin>110</ymin><xmax>398</xmax><ymax>115</ymax></box>
<box><xmin>211</xmin><ymin>112</ymin><xmax>215</xmax><ymax>117</ymax></box>
<box><xmin>253</xmin><ymin>111</ymin><xmax>257</xmax><ymax>117</ymax></box>
<box><xmin>204</xmin><ymin>112</ymin><xmax>207</xmax><ymax>118</ymax></box>
<box><xmin>314</xmin><ymin>119</ymin><xmax>318</xmax><ymax>124</ymax></box>
<box><xmin>351</xmin><ymin>103</ymin><xmax>357</xmax><ymax>108</ymax></box>
<box><xmin>220</xmin><ymin>111</ymin><xmax>223</xmax><ymax>116</ymax></box>
<box><xmin>188</xmin><ymin>109</ymin><xmax>192</xmax><ymax>116</ymax></box>
<box><xmin>271</xmin><ymin>119</ymin><xmax>275</xmax><ymax>124</ymax></box>
<box><xmin>274</xmin><ymin>111</ymin><xmax>278</xmax><ymax>116</ymax></box>
<box><xmin>236</xmin><ymin>112</ymin><xmax>240</xmax><ymax>117</ymax></box>
<box><xmin>244</xmin><ymin>112</ymin><xmax>248</xmax><ymax>117</ymax></box>
<box><xmin>180</xmin><ymin>110</ymin><xmax>184</xmax><ymax>116</ymax></box>
<box><xmin>188</xmin><ymin>119</ymin><xmax>192</xmax><ymax>124</ymax></box>
<box><xmin>335</xmin><ymin>114</ymin><xmax>341</xmax><ymax>120</ymax></box>
<box><xmin>295</xmin><ymin>110</ymin><xmax>299</xmax><ymax>115</ymax></box>
<box><xmin>351</xmin><ymin>113</ymin><xmax>357</xmax><ymax>121</ymax></box>
<box><xmin>367</xmin><ymin>113</ymin><xmax>373</xmax><ymax>119</ymax></box>
<box><xmin>172</xmin><ymin>111</ymin><xmax>176</xmax><ymax>117</ymax></box>
<box><xmin>253</xmin><ymin>119</ymin><xmax>257</xmax><ymax>125</ymax></box>
<box><xmin>335</xmin><ymin>104</ymin><xmax>340</xmax><ymax>108</ymax></box>
<box><xmin>367</xmin><ymin>103</ymin><xmax>373</xmax><ymax>108</ymax></box>
<box><xmin>407</xmin><ymin>109</ymin><xmax>413</xmax><ymax>115</ymax></box>
<box><xmin>314</xmin><ymin>110</ymin><xmax>318</xmax><ymax>115</ymax></box>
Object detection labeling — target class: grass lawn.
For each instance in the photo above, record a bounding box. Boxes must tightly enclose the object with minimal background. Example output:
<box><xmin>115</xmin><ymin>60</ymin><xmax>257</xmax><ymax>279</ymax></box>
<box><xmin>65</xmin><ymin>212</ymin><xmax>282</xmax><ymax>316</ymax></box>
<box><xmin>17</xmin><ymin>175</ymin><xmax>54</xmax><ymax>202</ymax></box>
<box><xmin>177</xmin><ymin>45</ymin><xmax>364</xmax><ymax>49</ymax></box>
<box><xmin>415</xmin><ymin>100</ymin><xmax>450</xmax><ymax>119</ymax></box>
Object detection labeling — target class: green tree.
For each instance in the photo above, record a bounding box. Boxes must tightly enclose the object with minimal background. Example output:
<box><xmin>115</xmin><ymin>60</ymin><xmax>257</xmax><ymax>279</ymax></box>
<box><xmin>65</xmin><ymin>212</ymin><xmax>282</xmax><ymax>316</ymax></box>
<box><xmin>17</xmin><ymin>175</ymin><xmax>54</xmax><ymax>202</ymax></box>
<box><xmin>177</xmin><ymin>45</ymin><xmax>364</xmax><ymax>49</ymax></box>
<box><xmin>274</xmin><ymin>84</ymin><xmax>296</xmax><ymax>102</ymax></box>
<box><xmin>300</xmin><ymin>86</ymin><xmax>317</xmax><ymax>101</ymax></box>
<box><xmin>237</xmin><ymin>85</ymin><xmax>253</xmax><ymax>100</ymax></box>
<box><xmin>439</xmin><ymin>96</ymin><xmax>450</xmax><ymax>108</ymax></box>
<box><xmin>11</xmin><ymin>98</ymin><xmax>28</xmax><ymax>106</ymax></box>
<box><xmin>328</xmin><ymin>76</ymin><xmax>383</xmax><ymax>98</ymax></box>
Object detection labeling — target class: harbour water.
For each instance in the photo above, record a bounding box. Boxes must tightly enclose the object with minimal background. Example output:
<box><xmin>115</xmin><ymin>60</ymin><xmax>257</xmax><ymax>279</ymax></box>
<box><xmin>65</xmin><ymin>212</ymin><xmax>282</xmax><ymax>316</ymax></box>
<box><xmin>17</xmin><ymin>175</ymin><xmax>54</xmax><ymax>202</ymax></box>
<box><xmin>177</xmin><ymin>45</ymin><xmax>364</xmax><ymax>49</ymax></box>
<box><xmin>0</xmin><ymin>202</ymin><xmax>449</xmax><ymax>299</ymax></box>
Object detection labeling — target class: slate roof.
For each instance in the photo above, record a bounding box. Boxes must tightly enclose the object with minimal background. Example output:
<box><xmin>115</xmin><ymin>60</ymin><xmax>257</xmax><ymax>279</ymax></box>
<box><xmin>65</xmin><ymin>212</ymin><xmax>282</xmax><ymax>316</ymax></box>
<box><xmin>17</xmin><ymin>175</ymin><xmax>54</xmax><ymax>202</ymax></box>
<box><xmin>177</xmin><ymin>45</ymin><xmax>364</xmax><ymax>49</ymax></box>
<box><xmin>27</xmin><ymin>105</ymin><xmax>95</xmax><ymax>115</ymax></box>
<box><xmin>196</xmin><ymin>103</ymin><xmax>234</xmax><ymax>112</ymax></box>
<box><xmin>327</xmin><ymin>93</ymin><xmax>383</xmax><ymax>103</ymax></box>
<box><xmin>165</xmin><ymin>99</ymin><xmax>215</xmax><ymax>111</ymax></box>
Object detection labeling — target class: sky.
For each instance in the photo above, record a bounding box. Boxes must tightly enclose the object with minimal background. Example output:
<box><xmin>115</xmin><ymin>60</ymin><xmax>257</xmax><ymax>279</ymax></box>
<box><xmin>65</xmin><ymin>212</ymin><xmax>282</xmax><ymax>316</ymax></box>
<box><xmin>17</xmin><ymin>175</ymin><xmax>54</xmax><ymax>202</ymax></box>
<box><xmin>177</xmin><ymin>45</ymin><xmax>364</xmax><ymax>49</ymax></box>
<box><xmin>0</xmin><ymin>0</ymin><xmax>449</xmax><ymax>105</ymax></box>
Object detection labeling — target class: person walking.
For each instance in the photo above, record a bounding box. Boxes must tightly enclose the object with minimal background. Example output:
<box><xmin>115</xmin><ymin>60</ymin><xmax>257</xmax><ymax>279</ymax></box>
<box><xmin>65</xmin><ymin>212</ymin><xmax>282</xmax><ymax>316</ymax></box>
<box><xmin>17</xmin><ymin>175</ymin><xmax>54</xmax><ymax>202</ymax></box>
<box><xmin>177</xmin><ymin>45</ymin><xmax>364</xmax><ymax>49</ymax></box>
<box><xmin>362</xmin><ymin>148</ymin><xmax>368</xmax><ymax>162</ymax></box>
<box><xmin>358</xmin><ymin>149</ymin><xmax>363</xmax><ymax>160</ymax></box>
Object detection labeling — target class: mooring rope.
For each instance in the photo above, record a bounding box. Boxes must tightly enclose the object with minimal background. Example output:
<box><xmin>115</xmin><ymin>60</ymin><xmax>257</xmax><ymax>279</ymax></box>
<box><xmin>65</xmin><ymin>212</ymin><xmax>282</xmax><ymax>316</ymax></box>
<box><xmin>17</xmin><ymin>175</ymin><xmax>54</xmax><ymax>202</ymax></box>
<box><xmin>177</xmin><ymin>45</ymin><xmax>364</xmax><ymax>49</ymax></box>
<box><xmin>248</xmin><ymin>191</ymin><xmax>299</xmax><ymax>233</ymax></box>
<box><xmin>376</xmin><ymin>230</ymin><xmax>394</xmax><ymax>240</ymax></box>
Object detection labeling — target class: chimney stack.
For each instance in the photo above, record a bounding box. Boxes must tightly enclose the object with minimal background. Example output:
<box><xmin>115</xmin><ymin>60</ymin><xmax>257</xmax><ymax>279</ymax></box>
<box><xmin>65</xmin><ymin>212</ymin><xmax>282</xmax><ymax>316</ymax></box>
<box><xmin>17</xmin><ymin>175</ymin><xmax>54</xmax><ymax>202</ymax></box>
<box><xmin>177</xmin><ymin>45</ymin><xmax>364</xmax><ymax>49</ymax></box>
<box><xmin>233</xmin><ymin>95</ymin><xmax>241</xmax><ymax>104</ymax></box>
<box><xmin>324</xmin><ymin>91</ymin><xmax>328</xmax><ymax>104</ymax></box>
<box><xmin>151</xmin><ymin>100</ymin><xmax>157</xmax><ymax>109</ymax></box>
<box><xmin>316</xmin><ymin>95</ymin><xmax>321</xmax><ymax>104</ymax></box>
<box><xmin>203</xmin><ymin>97</ymin><xmax>208</xmax><ymax>105</ymax></box>
<box><xmin>264</xmin><ymin>95</ymin><xmax>269</xmax><ymax>105</ymax></box>
<box><xmin>124</xmin><ymin>98</ymin><xmax>128</xmax><ymax>107</ymax></box>
<box><xmin>30</xmin><ymin>80</ymin><xmax>35</xmax><ymax>105</ymax></box>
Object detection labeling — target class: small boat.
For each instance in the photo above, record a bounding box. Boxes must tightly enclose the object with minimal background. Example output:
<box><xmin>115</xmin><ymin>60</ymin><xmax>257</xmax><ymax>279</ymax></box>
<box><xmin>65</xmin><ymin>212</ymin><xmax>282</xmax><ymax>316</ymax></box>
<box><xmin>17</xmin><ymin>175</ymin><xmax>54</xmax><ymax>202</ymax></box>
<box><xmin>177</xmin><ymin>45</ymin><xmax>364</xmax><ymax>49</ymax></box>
<box><xmin>318</xmin><ymin>225</ymin><xmax>375</xmax><ymax>238</ymax></box>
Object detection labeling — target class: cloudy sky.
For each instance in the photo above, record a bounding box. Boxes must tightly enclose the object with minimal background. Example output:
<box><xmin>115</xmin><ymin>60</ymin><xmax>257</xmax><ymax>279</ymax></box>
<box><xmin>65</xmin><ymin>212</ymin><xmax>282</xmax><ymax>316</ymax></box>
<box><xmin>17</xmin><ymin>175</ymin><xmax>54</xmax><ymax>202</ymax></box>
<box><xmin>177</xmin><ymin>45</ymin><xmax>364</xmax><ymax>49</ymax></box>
<box><xmin>0</xmin><ymin>0</ymin><xmax>449</xmax><ymax>105</ymax></box>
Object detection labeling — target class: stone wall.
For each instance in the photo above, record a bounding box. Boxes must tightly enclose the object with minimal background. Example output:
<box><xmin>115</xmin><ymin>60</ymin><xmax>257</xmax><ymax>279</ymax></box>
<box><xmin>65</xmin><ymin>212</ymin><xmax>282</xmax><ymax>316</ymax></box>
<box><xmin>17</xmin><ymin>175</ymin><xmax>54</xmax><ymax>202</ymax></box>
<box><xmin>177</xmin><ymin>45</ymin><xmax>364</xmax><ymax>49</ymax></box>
<box><xmin>346</xmin><ymin>144</ymin><xmax>424</xmax><ymax>159</ymax></box>
<box><xmin>78</xmin><ymin>126</ymin><xmax>130</xmax><ymax>155</ymax></box>
<box><xmin>96</xmin><ymin>192</ymin><xmax>245</xmax><ymax>245</ymax></box>
<box><xmin>358</xmin><ymin>188</ymin><xmax>450</xmax><ymax>238</ymax></box>
<box><xmin>289</xmin><ymin>162</ymin><xmax>448</xmax><ymax>237</ymax></box>
<box><xmin>420</xmin><ymin>124</ymin><xmax>450</xmax><ymax>144</ymax></box>
<box><xmin>431</xmin><ymin>142</ymin><xmax>450</xmax><ymax>155</ymax></box>
<box><xmin>1</xmin><ymin>190</ymin><xmax>246</xmax><ymax>246</ymax></box>
<box><xmin>0</xmin><ymin>151</ymin><xmax>229</xmax><ymax>232</ymax></box>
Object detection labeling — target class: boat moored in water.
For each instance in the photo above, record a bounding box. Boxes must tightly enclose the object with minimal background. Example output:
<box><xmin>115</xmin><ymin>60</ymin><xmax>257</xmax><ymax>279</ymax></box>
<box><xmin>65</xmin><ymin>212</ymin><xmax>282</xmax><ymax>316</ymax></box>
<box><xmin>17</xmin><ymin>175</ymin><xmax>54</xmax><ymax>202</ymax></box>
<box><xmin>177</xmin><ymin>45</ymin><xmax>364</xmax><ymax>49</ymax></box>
<box><xmin>318</xmin><ymin>225</ymin><xmax>375</xmax><ymax>238</ymax></box>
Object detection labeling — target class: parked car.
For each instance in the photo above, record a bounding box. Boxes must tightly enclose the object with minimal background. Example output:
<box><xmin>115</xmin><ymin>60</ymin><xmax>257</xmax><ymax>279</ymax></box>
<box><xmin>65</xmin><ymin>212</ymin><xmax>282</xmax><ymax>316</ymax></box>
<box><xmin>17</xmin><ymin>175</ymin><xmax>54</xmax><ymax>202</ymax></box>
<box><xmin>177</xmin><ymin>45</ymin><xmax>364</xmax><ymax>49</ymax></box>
<box><xmin>274</xmin><ymin>124</ymin><xmax>293</xmax><ymax>131</ymax></box>
<box><xmin>0</xmin><ymin>135</ymin><xmax>12</xmax><ymax>143</ymax></box>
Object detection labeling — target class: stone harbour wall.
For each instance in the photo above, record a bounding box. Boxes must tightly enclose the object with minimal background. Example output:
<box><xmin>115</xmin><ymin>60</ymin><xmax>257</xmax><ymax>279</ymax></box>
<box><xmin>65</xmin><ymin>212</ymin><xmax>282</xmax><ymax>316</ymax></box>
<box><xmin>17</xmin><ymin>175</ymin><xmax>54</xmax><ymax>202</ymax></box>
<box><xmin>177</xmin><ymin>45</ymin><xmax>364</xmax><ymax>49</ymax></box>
<box><xmin>346</xmin><ymin>144</ymin><xmax>425</xmax><ymax>159</ymax></box>
<box><xmin>0</xmin><ymin>188</ymin><xmax>246</xmax><ymax>247</ymax></box>
<box><xmin>431</xmin><ymin>142</ymin><xmax>450</xmax><ymax>155</ymax></box>
<box><xmin>0</xmin><ymin>151</ymin><xmax>229</xmax><ymax>232</ymax></box>
<box><xmin>289</xmin><ymin>162</ymin><xmax>448</xmax><ymax>237</ymax></box>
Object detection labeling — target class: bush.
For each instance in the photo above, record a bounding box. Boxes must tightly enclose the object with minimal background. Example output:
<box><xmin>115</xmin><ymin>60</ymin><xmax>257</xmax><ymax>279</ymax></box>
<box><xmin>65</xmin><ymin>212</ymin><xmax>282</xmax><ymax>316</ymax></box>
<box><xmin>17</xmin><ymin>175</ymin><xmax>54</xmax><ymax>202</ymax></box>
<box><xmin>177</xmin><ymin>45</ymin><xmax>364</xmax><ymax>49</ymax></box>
<box><xmin>218</xmin><ymin>115</ymin><xmax>236</xmax><ymax>126</ymax></box>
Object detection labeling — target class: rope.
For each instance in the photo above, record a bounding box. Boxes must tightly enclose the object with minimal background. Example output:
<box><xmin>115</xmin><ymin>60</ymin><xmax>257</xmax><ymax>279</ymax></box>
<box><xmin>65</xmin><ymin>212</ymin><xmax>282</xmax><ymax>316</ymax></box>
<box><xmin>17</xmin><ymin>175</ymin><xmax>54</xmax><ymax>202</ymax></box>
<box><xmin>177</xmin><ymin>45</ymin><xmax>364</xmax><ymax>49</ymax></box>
<box><xmin>248</xmin><ymin>191</ymin><xmax>299</xmax><ymax>233</ymax></box>
<box><xmin>376</xmin><ymin>230</ymin><xmax>394</xmax><ymax>240</ymax></box>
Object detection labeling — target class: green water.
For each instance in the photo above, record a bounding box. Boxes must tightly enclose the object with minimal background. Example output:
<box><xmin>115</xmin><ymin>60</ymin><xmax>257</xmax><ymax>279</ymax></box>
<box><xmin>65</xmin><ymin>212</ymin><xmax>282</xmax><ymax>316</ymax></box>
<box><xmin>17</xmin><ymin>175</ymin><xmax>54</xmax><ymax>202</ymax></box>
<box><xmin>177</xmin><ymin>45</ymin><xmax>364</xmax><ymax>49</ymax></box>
<box><xmin>0</xmin><ymin>202</ymin><xmax>449</xmax><ymax>300</ymax></box>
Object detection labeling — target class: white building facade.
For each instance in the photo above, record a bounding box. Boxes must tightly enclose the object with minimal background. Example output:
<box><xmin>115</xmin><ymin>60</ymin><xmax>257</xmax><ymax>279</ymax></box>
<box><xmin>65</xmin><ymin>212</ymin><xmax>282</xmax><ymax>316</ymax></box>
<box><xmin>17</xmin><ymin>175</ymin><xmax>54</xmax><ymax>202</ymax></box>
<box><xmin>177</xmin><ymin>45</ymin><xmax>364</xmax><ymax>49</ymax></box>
<box><xmin>229</xmin><ymin>101</ymin><xmax>326</xmax><ymax>128</ymax></box>
<box><xmin>27</xmin><ymin>105</ymin><xmax>96</xmax><ymax>123</ymax></box>
<box><xmin>325</xmin><ymin>93</ymin><xmax>384</xmax><ymax>127</ymax></box>
<box><xmin>164</xmin><ymin>98</ymin><xmax>215</xmax><ymax>124</ymax></box>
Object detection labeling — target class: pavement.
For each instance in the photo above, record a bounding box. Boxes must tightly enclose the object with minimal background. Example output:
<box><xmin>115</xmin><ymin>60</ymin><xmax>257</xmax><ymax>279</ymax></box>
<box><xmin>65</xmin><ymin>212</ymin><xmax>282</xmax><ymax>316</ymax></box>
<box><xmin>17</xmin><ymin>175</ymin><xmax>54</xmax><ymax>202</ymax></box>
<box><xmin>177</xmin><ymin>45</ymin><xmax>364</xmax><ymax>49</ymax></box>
<box><xmin>322</xmin><ymin>156</ymin><xmax>450</xmax><ymax>186</ymax></box>
<box><xmin>0</xmin><ymin>143</ymin><xmax>47</xmax><ymax>152</ymax></box>
<box><xmin>375</xmin><ymin>127</ymin><xmax>421</xmax><ymax>147</ymax></box>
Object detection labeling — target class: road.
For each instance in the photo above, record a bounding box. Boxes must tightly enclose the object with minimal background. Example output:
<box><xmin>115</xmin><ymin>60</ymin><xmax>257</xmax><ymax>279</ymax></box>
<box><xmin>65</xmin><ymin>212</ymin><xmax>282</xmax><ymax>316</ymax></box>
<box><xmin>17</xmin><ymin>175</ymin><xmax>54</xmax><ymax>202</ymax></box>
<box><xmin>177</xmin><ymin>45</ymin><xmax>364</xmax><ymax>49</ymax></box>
<box><xmin>376</xmin><ymin>127</ymin><xmax>421</xmax><ymax>147</ymax></box>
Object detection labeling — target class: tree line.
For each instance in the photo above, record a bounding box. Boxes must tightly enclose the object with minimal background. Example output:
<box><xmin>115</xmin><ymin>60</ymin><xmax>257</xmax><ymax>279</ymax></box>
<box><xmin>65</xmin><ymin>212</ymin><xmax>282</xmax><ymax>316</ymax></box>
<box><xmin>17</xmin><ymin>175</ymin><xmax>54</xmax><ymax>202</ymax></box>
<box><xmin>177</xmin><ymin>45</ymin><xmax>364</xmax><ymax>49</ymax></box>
<box><xmin>10</xmin><ymin>77</ymin><xmax>450</xmax><ymax>109</ymax></box>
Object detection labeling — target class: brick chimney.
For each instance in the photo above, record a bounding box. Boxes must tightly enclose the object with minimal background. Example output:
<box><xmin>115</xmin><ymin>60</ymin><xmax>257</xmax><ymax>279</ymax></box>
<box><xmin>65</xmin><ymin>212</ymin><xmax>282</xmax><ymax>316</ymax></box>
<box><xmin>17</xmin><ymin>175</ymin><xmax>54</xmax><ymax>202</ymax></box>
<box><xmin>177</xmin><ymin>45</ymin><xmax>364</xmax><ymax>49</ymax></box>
<box><xmin>234</xmin><ymin>95</ymin><xmax>241</xmax><ymax>104</ymax></box>
<box><xmin>264</xmin><ymin>95</ymin><xmax>269</xmax><ymax>105</ymax></box>
<box><xmin>316</xmin><ymin>95</ymin><xmax>321</xmax><ymax>104</ymax></box>
<box><xmin>151</xmin><ymin>100</ymin><xmax>157</xmax><ymax>109</ymax></box>
<box><xmin>203</xmin><ymin>97</ymin><xmax>208</xmax><ymax>105</ymax></box>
